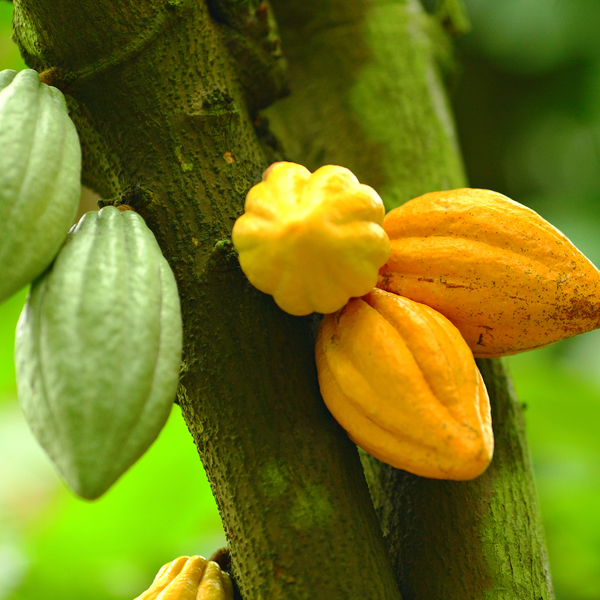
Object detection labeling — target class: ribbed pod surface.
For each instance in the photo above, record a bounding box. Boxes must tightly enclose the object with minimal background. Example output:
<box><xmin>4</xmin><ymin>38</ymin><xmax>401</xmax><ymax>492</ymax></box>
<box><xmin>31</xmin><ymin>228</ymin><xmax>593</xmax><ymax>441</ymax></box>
<box><xmin>15</xmin><ymin>206</ymin><xmax>182</xmax><ymax>499</ymax></box>
<box><xmin>378</xmin><ymin>188</ymin><xmax>600</xmax><ymax>357</ymax></box>
<box><xmin>232</xmin><ymin>162</ymin><xmax>390</xmax><ymax>315</ymax></box>
<box><xmin>316</xmin><ymin>289</ymin><xmax>493</xmax><ymax>480</ymax></box>
<box><xmin>0</xmin><ymin>69</ymin><xmax>81</xmax><ymax>302</ymax></box>
<box><xmin>135</xmin><ymin>556</ymin><xmax>233</xmax><ymax>600</ymax></box>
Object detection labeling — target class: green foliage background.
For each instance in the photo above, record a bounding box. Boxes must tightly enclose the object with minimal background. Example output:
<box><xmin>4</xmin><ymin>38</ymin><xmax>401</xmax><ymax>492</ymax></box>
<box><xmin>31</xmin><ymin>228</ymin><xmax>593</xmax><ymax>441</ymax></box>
<box><xmin>1</xmin><ymin>1</ymin><xmax>599</xmax><ymax>598</ymax></box>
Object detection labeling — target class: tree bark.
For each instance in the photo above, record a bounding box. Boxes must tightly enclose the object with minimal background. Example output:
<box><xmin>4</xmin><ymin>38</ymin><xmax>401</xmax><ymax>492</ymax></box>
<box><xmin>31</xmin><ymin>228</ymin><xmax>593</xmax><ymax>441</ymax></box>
<box><xmin>11</xmin><ymin>0</ymin><xmax>557</xmax><ymax>596</ymax></box>
<box><xmin>265</xmin><ymin>0</ymin><xmax>555</xmax><ymax>597</ymax></box>
<box><xmin>265</xmin><ymin>0</ymin><xmax>466</xmax><ymax>210</ymax></box>
<box><xmin>362</xmin><ymin>359</ymin><xmax>555</xmax><ymax>599</ymax></box>
<box><xmin>11</xmin><ymin>1</ymin><xmax>402</xmax><ymax>598</ymax></box>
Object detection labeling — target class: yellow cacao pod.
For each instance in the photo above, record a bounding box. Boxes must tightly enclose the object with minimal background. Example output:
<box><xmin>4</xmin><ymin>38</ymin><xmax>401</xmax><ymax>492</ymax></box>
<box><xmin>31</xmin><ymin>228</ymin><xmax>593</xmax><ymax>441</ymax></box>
<box><xmin>378</xmin><ymin>188</ymin><xmax>600</xmax><ymax>357</ymax></box>
<box><xmin>232</xmin><ymin>162</ymin><xmax>390</xmax><ymax>316</ymax></box>
<box><xmin>315</xmin><ymin>288</ymin><xmax>493</xmax><ymax>480</ymax></box>
<box><xmin>135</xmin><ymin>556</ymin><xmax>233</xmax><ymax>600</ymax></box>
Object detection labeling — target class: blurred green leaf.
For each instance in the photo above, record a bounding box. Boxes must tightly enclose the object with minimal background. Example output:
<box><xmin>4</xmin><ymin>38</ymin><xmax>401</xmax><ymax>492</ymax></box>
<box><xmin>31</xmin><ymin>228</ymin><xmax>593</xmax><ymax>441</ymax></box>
<box><xmin>0</xmin><ymin>289</ymin><xmax>27</xmax><ymax>401</ymax></box>
<box><xmin>0</xmin><ymin>3</ymin><xmax>25</xmax><ymax>71</ymax></box>
<box><xmin>508</xmin><ymin>343</ymin><xmax>600</xmax><ymax>599</ymax></box>
<box><xmin>463</xmin><ymin>0</ymin><xmax>600</xmax><ymax>75</ymax></box>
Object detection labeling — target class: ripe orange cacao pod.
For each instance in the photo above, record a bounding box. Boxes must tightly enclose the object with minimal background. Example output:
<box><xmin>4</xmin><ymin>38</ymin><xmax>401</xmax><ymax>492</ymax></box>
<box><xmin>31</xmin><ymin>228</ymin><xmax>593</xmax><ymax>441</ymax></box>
<box><xmin>315</xmin><ymin>288</ymin><xmax>493</xmax><ymax>480</ymax></box>
<box><xmin>378</xmin><ymin>188</ymin><xmax>600</xmax><ymax>357</ymax></box>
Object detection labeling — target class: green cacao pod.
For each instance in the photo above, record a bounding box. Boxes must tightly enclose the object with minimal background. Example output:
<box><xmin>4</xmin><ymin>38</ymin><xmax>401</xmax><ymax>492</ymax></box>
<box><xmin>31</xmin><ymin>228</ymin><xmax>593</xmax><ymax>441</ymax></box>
<box><xmin>15</xmin><ymin>206</ymin><xmax>183</xmax><ymax>500</ymax></box>
<box><xmin>0</xmin><ymin>69</ymin><xmax>81</xmax><ymax>303</ymax></box>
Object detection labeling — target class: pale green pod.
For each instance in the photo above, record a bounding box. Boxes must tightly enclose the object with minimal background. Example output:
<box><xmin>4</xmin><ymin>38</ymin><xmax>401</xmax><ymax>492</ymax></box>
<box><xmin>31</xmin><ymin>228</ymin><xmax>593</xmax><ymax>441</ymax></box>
<box><xmin>15</xmin><ymin>206</ymin><xmax>183</xmax><ymax>500</ymax></box>
<box><xmin>0</xmin><ymin>68</ymin><xmax>81</xmax><ymax>303</ymax></box>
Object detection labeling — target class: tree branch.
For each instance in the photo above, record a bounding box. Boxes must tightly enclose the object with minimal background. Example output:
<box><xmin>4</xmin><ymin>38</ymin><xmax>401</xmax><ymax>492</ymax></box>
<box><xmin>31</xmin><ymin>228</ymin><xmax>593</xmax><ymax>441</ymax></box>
<box><xmin>265</xmin><ymin>0</ymin><xmax>555</xmax><ymax>597</ymax></box>
<box><xmin>12</xmin><ymin>0</ymin><xmax>402</xmax><ymax>597</ymax></box>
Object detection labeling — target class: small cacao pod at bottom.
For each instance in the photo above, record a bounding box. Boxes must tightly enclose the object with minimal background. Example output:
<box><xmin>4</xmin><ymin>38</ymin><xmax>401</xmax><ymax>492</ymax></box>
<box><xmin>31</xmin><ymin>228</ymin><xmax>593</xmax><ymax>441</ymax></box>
<box><xmin>0</xmin><ymin>68</ymin><xmax>81</xmax><ymax>304</ymax></box>
<box><xmin>15</xmin><ymin>206</ymin><xmax>183</xmax><ymax>500</ymax></box>
<box><xmin>316</xmin><ymin>288</ymin><xmax>493</xmax><ymax>480</ymax></box>
<box><xmin>378</xmin><ymin>188</ymin><xmax>600</xmax><ymax>357</ymax></box>
<box><xmin>135</xmin><ymin>556</ymin><xmax>234</xmax><ymax>600</ymax></box>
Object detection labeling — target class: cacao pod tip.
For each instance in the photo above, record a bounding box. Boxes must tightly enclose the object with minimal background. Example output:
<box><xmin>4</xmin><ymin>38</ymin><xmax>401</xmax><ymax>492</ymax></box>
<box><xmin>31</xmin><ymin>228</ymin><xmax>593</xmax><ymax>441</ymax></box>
<box><xmin>135</xmin><ymin>555</ymin><xmax>234</xmax><ymax>600</ymax></box>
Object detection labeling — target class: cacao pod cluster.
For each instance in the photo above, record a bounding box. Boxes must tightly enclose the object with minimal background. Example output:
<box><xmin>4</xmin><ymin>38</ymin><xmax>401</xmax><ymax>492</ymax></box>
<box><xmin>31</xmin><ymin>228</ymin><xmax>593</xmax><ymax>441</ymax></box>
<box><xmin>235</xmin><ymin>165</ymin><xmax>600</xmax><ymax>481</ymax></box>
<box><xmin>2</xmin><ymin>69</ymin><xmax>183</xmax><ymax>499</ymax></box>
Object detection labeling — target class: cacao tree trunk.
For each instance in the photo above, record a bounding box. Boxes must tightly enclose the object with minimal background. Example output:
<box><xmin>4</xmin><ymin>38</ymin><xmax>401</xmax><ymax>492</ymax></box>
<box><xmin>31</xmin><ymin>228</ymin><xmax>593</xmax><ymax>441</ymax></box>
<box><xmin>10</xmin><ymin>0</ymin><xmax>554</xmax><ymax>598</ymax></box>
<box><xmin>265</xmin><ymin>0</ymin><xmax>555</xmax><ymax>598</ymax></box>
<box><xmin>11</xmin><ymin>1</ymin><xmax>400</xmax><ymax>598</ymax></box>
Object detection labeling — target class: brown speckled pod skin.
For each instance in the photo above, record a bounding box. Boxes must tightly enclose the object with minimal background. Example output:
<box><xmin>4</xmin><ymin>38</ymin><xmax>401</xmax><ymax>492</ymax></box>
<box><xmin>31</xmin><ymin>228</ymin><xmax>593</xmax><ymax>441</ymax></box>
<box><xmin>378</xmin><ymin>188</ymin><xmax>600</xmax><ymax>357</ymax></box>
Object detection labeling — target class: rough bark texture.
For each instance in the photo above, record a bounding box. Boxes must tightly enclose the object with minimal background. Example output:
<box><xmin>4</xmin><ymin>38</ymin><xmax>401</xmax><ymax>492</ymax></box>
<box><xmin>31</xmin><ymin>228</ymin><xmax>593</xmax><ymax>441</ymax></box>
<box><xmin>11</xmin><ymin>1</ymin><xmax>401</xmax><ymax>598</ymax></box>
<box><xmin>363</xmin><ymin>360</ymin><xmax>555</xmax><ymax>599</ymax></box>
<box><xmin>265</xmin><ymin>0</ymin><xmax>466</xmax><ymax>211</ymax></box>
<box><xmin>265</xmin><ymin>0</ymin><xmax>555</xmax><ymax>598</ymax></box>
